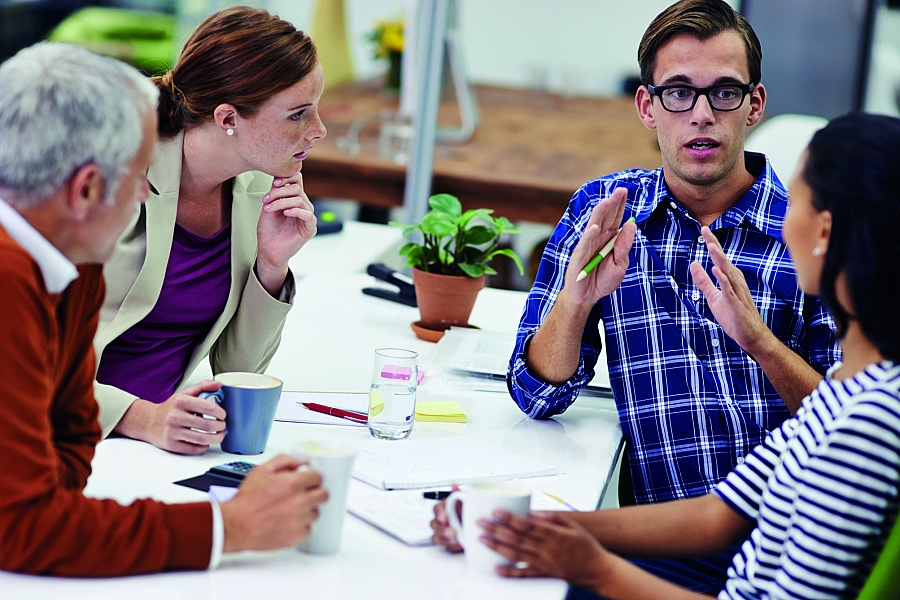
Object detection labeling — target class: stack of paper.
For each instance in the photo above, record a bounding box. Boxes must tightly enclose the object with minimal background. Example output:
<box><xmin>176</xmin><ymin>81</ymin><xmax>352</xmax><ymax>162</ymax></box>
<box><xmin>345</xmin><ymin>481</ymin><xmax>436</xmax><ymax>546</ymax></box>
<box><xmin>425</xmin><ymin>328</ymin><xmax>611</xmax><ymax>392</ymax></box>
<box><xmin>346</xmin><ymin>485</ymin><xmax>581</xmax><ymax>547</ymax></box>
<box><xmin>353</xmin><ymin>435</ymin><xmax>558</xmax><ymax>490</ymax></box>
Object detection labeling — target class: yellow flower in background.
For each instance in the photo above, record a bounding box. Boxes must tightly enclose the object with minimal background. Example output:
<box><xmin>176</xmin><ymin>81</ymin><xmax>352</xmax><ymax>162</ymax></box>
<box><xmin>368</xmin><ymin>18</ymin><xmax>404</xmax><ymax>59</ymax></box>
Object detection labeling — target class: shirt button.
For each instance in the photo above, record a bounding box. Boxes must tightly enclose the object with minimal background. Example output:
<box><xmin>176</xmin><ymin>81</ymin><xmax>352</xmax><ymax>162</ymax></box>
<box><xmin>711</xmin><ymin>338</ymin><xmax>720</xmax><ymax>347</ymax></box>
<box><xmin>723</xmin><ymin>396</ymin><xmax>733</xmax><ymax>404</ymax></box>
<box><xmin>697</xmin><ymin>235</ymin><xmax>705</xmax><ymax>243</ymax></box>
<box><xmin>737</xmin><ymin>457</ymin><xmax>745</xmax><ymax>464</ymax></box>
<box><xmin>691</xmin><ymin>291</ymin><xmax>700</xmax><ymax>301</ymax></box>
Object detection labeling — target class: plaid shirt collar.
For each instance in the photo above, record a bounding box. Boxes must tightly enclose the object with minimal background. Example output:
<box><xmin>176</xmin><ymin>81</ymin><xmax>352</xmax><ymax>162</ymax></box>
<box><xmin>632</xmin><ymin>151</ymin><xmax>786</xmax><ymax>242</ymax></box>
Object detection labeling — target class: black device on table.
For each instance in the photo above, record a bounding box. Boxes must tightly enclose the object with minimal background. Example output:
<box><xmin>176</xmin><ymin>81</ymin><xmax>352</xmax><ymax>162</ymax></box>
<box><xmin>173</xmin><ymin>461</ymin><xmax>257</xmax><ymax>491</ymax></box>
<box><xmin>422</xmin><ymin>490</ymin><xmax>451</xmax><ymax>500</ymax></box>
<box><xmin>208</xmin><ymin>461</ymin><xmax>256</xmax><ymax>483</ymax></box>
<box><xmin>362</xmin><ymin>262</ymin><xmax>417</xmax><ymax>307</ymax></box>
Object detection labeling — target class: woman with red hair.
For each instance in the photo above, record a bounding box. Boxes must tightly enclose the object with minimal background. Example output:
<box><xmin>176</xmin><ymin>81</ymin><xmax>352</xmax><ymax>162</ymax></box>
<box><xmin>94</xmin><ymin>6</ymin><xmax>326</xmax><ymax>454</ymax></box>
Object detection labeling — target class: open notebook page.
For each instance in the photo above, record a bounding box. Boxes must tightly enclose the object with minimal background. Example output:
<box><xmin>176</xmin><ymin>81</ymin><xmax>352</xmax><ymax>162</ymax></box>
<box><xmin>274</xmin><ymin>391</ymin><xmax>368</xmax><ymax>427</ymax></box>
<box><xmin>352</xmin><ymin>435</ymin><xmax>557</xmax><ymax>490</ymax></box>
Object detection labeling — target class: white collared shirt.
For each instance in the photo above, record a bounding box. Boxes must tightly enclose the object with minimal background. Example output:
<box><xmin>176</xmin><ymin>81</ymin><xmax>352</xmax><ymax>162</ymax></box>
<box><xmin>0</xmin><ymin>195</ymin><xmax>78</xmax><ymax>293</ymax></box>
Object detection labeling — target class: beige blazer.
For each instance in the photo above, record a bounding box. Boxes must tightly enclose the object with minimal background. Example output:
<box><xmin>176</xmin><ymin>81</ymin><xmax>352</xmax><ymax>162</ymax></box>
<box><xmin>93</xmin><ymin>131</ymin><xmax>293</xmax><ymax>437</ymax></box>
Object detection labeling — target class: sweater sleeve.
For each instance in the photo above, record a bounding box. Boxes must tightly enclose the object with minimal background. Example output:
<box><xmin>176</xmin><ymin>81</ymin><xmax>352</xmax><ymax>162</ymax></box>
<box><xmin>0</xmin><ymin>261</ymin><xmax>212</xmax><ymax>576</ymax></box>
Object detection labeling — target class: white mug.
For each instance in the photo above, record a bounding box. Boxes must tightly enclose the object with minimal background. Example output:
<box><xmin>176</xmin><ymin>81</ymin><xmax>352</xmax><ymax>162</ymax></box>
<box><xmin>291</xmin><ymin>439</ymin><xmax>357</xmax><ymax>555</ymax></box>
<box><xmin>446</xmin><ymin>481</ymin><xmax>531</xmax><ymax>574</ymax></box>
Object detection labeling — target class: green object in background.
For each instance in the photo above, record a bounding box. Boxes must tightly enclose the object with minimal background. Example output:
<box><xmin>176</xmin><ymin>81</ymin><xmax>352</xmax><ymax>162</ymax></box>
<box><xmin>47</xmin><ymin>6</ymin><xmax>175</xmax><ymax>75</ymax></box>
<box><xmin>857</xmin><ymin>510</ymin><xmax>900</xmax><ymax>599</ymax></box>
<box><xmin>317</xmin><ymin>211</ymin><xmax>343</xmax><ymax>235</ymax></box>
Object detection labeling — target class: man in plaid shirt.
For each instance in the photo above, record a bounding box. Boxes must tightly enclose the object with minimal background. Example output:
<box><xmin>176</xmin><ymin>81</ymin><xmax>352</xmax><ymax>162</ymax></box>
<box><xmin>507</xmin><ymin>0</ymin><xmax>839</xmax><ymax>592</ymax></box>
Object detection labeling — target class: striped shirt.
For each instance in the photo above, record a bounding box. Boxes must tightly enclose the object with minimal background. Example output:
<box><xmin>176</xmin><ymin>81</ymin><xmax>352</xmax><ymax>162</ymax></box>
<box><xmin>508</xmin><ymin>153</ymin><xmax>839</xmax><ymax>504</ymax></box>
<box><xmin>717</xmin><ymin>361</ymin><xmax>900</xmax><ymax>599</ymax></box>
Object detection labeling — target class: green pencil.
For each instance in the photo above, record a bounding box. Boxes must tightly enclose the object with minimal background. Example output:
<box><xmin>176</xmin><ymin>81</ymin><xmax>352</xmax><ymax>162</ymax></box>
<box><xmin>576</xmin><ymin>217</ymin><xmax>635</xmax><ymax>282</ymax></box>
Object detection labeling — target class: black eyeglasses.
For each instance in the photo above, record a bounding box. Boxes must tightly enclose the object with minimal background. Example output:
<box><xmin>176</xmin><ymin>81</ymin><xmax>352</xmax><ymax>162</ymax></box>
<box><xmin>647</xmin><ymin>83</ymin><xmax>755</xmax><ymax>112</ymax></box>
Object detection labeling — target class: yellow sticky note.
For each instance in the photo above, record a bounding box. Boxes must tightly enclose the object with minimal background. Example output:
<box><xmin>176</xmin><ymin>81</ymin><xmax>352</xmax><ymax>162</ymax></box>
<box><xmin>369</xmin><ymin>389</ymin><xmax>384</xmax><ymax>417</ymax></box>
<box><xmin>415</xmin><ymin>400</ymin><xmax>466</xmax><ymax>423</ymax></box>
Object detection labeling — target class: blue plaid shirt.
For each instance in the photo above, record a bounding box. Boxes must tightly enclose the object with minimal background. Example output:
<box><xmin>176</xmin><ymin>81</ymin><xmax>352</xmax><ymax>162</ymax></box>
<box><xmin>508</xmin><ymin>153</ymin><xmax>840</xmax><ymax>504</ymax></box>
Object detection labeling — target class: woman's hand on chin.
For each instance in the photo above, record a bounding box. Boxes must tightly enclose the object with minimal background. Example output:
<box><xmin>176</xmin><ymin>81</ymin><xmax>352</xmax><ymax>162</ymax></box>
<box><xmin>256</xmin><ymin>169</ymin><xmax>316</xmax><ymax>294</ymax></box>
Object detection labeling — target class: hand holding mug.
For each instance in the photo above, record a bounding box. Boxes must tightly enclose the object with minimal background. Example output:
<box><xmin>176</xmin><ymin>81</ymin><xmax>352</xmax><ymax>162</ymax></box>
<box><xmin>117</xmin><ymin>379</ymin><xmax>225</xmax><ymax>456</ymax></box>
<box><xmin>200</xmin><ymin>372</ymin><xmax>283</xmax><ymax>455</ymax></box>
<box><xmin>442</xmin><ymin>481</ymin><xmax>531</xmax><ymax>573</ymax></box>
<box><xmin>479</xmin><ymin>510</ymin><xmax>611</xmax><ymax>590</ymax></box>
<box><xmin>220</xmin><ymin>454</ymin><xmax>328</xmax><ymax>553</ymax></box>
<box><xmin>431</xmin><ymin>494</ymin><xmax>463</xmax><ymax>553</ymax></box>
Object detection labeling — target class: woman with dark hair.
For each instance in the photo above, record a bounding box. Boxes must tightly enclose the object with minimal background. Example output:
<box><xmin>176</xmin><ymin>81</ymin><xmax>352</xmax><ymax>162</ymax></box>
<box><xmin>433</xmin><ymin>113</ymin><xmax>900</xmax><ymax>599</ymax></box>
<box><xmin>93</xmin><ymin>6</ymin><xmax>326</xmax><ymax>454</ymax></box>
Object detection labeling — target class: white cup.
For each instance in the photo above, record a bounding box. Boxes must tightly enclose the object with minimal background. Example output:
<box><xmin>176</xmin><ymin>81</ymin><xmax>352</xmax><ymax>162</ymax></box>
<box><xmin>291</xmin><ymin>439</ymin><xmax>357</xmax><ymax>555</ymax></box>
<box><xmin>445</xmin><ymin>481</ymin><xmax>531</xmax><ymax>574</ymax></box>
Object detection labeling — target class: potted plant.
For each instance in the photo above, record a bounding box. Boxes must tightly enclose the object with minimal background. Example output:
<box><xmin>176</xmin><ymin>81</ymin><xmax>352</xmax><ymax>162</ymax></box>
<box><xmin>392</xmin><ymin>193</ymin><xmax>524</xmax><ymax>339</ymax></box>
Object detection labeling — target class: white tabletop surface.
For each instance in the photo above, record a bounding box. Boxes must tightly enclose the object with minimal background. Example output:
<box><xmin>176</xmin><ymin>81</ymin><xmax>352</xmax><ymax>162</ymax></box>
<box><xmin>289</xmin><ymin>220</ymin><xmax>405</xmax><ymax>277</ymax></box>
<box><xmin>0</xmin><ymin>227</ymin><xmax>622</xmax><ymax>600</ymax></box>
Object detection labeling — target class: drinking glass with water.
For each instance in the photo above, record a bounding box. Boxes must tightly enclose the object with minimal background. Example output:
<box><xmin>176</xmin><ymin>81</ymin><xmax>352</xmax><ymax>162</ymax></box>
<box><xmin>369</xmin><ymin>348</ymin><xmax>418</xmax><ymax>440</ymax></box>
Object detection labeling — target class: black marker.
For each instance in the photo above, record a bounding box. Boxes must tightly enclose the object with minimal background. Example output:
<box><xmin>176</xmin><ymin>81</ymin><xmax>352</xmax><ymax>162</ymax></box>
<box><xmin>422</xmin><ymin>490</ymin><xmax>451</xmax><ymax>500</ymax></box>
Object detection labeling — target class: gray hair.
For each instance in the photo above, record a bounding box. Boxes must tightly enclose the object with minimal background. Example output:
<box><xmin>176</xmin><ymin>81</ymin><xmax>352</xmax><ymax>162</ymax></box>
<box><xmin>0</xmin><ymin>43</ymin><xmax>159</xmax><ymax>208</ymax></box>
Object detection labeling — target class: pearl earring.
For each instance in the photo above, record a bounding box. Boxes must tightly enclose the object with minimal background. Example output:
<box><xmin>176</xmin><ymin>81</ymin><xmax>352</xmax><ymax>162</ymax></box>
<box><xmin>812</xmin><ymin>247</ymin><xmax>823</xmax><ymax>257</ymax></box>
<box><xmin>226</xmin><ymin>128</ymin><xmax>234</xmax><ymax>136</ymax></box>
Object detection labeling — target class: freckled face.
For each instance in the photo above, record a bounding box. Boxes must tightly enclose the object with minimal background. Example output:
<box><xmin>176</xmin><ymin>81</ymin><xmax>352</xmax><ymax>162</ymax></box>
<box><xmin>234</xmin><ymin>63</ymin><xmax>327</xmax><ymax>178</ymax></box>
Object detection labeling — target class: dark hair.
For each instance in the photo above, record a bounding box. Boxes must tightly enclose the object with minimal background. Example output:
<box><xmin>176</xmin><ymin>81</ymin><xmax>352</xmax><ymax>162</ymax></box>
<box><xmin>803</xmin><ymin>112</ymin><xmax>900</xmax><ymax>362</ymax></box>
<box><xmin>152</xmin><ymin>5</ymin><xmax>318</xmax><ymax>137</ymax></box>
<box><xmin>638</xmin><ymin>0</ymin><xmax>762</xmax><ymax>86</ymax></box>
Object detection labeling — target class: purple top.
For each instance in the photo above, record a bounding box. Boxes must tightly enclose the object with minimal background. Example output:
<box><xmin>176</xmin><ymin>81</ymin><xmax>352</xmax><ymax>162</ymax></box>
<box><xmin>97</xmin><ymin>223</ymin><xmax>232</xmax><ymax>403</ymax></box>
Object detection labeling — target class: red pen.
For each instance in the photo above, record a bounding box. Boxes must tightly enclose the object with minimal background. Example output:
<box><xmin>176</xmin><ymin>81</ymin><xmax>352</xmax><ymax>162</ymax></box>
<box><xmin>300</xmin><ymin>402</ymin><xmax>368</xmax><ymax>424</ymax></box>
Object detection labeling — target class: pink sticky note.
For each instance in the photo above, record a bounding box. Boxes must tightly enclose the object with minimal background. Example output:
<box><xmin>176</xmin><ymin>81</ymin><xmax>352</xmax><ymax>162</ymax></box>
<box><xmin>382</xmin><ymin>365</ymin><xmax>412</xmax><ymax>380</ymax></box>
<box><xmin>417</xmin><ymin>370</ymin><xmax>425</xmax><ymax>385</ymax></box>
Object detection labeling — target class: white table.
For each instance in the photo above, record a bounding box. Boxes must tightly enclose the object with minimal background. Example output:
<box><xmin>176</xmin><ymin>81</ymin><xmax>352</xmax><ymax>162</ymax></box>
<box><xmin>288</xmin><ymin>220</ymin><xmax>405</xmax><ymax>277</ymax></box>
<box><xmin>0</xmin><ymin>241</ymin><xmax>622</xmax><ymax>599</ymax></box>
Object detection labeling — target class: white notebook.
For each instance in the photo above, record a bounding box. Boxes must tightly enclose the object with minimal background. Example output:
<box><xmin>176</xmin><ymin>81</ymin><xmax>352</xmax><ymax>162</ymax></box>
<box><xmin>352</xmin><ymin>435</ymin><xmax>558</xmax><ymax>491</ymax></box>
<box><xmin>345</xmin><ymin>485</ymin><xmax>580</xmax><ymax>547</ymax></box>
<box><xmin>274</xmin><ymin>391</ymin><xmax>368</xmax><ymax>427</ymax></box>
<box><xmin>428</xmin><ymin>328</ymin><xmax>611</xmax><ymax>391</ymax></box>
<box><xmin>346</xmin><ymin>481</ymin><xmax>436</xmax><ymax>546</ymax></box>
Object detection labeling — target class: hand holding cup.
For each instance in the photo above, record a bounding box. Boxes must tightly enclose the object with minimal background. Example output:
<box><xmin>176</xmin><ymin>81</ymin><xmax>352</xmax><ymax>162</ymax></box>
<box><xmin>220</xmin><ymin>454</ymin><xmax>328</xmax><ymax>553</ymax></box>
<box><xmin>442</xmin><ymin>481</ymin><xmax>532</xmax><ymax>573</ymax></box>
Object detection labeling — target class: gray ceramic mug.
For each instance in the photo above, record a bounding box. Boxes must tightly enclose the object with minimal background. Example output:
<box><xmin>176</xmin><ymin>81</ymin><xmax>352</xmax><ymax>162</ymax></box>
<box><xmin>201</xmin><ymin>372</ymin><xmax>283</xmax><ymax>455</ymax></box>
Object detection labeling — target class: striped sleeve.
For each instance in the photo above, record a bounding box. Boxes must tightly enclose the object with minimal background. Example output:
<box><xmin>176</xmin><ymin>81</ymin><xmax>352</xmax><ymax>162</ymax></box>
<box><xmin>715</xmin><ymin>410</ymin><xmax>799</xmax><ymax>520</ymax></box>
<box><xmin>767</xmin><ymin>393</ymin><xmax>900</xmax><ymax>599</ymax></box>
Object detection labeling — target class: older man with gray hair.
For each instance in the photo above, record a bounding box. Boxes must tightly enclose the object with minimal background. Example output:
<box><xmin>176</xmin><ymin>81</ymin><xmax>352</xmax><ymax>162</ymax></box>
<box><xmin>0</xmin><ymin>43</ymin><xmax>327</xmax><ymax>576</ymax></box>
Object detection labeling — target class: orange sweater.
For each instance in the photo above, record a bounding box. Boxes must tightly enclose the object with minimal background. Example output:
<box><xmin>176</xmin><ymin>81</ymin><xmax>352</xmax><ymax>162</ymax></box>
<box><xmin>0</xmin><ymin>226</ymin><xmax>212</xmax><ymax>576</ymax></box>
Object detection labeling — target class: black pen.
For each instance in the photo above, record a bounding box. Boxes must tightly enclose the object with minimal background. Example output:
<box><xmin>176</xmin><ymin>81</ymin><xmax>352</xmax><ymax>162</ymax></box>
<box><xmin>422</xmin><ymin>490</ymin><xmax>451</xmax><ymax>500</ymax></box>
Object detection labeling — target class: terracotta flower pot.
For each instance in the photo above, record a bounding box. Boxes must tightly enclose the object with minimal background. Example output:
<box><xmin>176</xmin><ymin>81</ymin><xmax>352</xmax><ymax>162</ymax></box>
<box><xmin>412</xmin><ymin>268</ymin><xmax>485</xmax><ymax>330</ymax></box>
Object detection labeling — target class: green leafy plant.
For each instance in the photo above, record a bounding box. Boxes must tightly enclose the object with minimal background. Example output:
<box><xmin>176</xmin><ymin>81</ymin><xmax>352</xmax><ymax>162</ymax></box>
<box><xmin>392</xmin><ymin>193</ymin><xmax>525</xmax><ymax>278</ymax></box>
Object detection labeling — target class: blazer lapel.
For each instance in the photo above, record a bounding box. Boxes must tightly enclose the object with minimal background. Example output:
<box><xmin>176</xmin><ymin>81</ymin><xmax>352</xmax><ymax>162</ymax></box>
<box><xmin>94</xmin><ymin>133</ymin><xmax>181</xmax><ymax>351</ymax></box>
